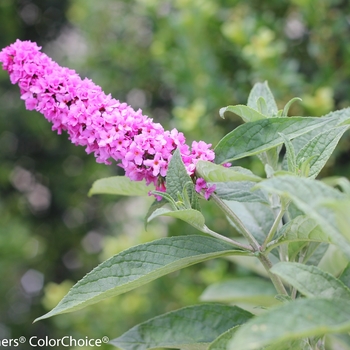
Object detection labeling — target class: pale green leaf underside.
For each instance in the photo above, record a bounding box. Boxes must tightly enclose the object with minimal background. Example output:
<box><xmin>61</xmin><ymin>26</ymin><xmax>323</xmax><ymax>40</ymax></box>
<box><xmin>110</xmin><ymin>304</ymin><xmax>253</xmax><ymax>350</ymax></box>
<box><xmin>35</xmin><ymin>236</ymin><xmax>244</xmax><ymax>322</ymax></box>
<box><xmin>88</xmin><ymin>176</ymin><xmax>154</xmax><ymax>197</ymax></box>
<box><xmin>247</xmin><ymin>81</ymin><xmax>278</xmax><ymax>116</ymax></box>
<box><xmin>228</xmin><ymin>298</ymin><xmax>350</xmax><ymax>350</ymax></box>
<box><xmin>214</xmin><ymin>117</ymin><xmax>330</xmax><ymax>164</ymax></box>
<box><xmin>257</xmin><ymin>175</ymin><xmax>350</xmax><ymax>258</ymax></box>
<box><xmin>220</xmin><ymin>105</ymin><xmax>267</xmax><ymax>123</ymax></box>
<box><xmin>271</xmin><ymin>262</ymin><xmax>350</xmax><ymax>299</ymax></box>
<box><xmin>200</xmin><ymin>277</ymin><xmax>278</xmax><ymax>306</ymax></box>
<box><xmin>195</xmin><ymin>161</ymin><xmax>262</xmax><ymax>183</ymax></box>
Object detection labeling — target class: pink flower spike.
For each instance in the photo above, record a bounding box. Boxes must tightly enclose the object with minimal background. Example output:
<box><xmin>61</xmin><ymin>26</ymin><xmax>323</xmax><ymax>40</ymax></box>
<box><xmin>0</xmin><ymin>39</ymin><xmax>216</xmax><ymax>197</ymax></box>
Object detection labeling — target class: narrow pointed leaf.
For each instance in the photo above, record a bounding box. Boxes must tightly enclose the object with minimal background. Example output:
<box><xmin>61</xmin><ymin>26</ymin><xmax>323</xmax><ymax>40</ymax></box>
<box><xmin>219</xmin><ymin>105</ymin><xmax>267</xmax><ymax>123</ymax></box>
<box><xmin>200</xmin><ymin>277</ymin><xmax>278</xmax><ymax>306</ymax></box>
<box><xmin>228</xmin><ymin>298</ymin><xmax>350</xmax><ymax>350</ymax></box>
<box><xmin>257</xmin><ymin>175</ymin><xmax>350</xmax><ymax>258</ymax></box>
<box><xmin>167</xmin><ymin>148</ymin><xmax>199</xmax><ymax>210</ymax></box>
<box><xmin>214</xmin><ymin>117</ymin><xmax>330</xmax><ymax>164</ymax></box>
<box><xmin>111</xmin><ymin>304</ymin><xmax>253</xmax><ymax>350</ymax></box>
<box><xmin>296</xmin><ymin>125</ymin><xmax>350</xmax><ymax>178</ymax></box>
<box><xmin>282</xmin><ymin>97</ymin><xmax>302</xmax><ymax>116</ymax></box>
<box><xmin>279</xmin><ymin>133</ymin><xmax>296</xmax><ymax>172</ymax></box>
<box><xmin>88</xmin><ymin>176</ymin><xmax>154</xmax><ymax>197</ymax></box>
<box><xmin>195</xmin><ymin>161</ymin><xmax>262</xmax><ymax>183</ymax></box>
<box><xmin>34</xmin><ymin>236</ymin><xmax>245</xmax><ymax>321</ymax></box>
<box><xmin>271</xmin><ymin>262</ymin><xmax>350</xmax><ymax>299</ymax></box>
<box><xmin>247</xmin><ymin>81</ymin><xmax>278</xmax><ymax>116</ymax></box>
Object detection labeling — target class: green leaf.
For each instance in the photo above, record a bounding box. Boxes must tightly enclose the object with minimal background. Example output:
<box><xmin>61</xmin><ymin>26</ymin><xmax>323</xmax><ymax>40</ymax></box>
<box><xmin>167</xmin><ymin>148</ymin><xmax>199</xmax><ymax>210</ymax></box>
<box><xmin>147</xmin><ymin>207</ymin><xmax>207</xmax><ymax>233</ymax></box>
<box><xmin>282</xmin><ymin>97</ymin><xmax>302</xmax><ymax>117</ymax></box>
<box><xmin>339</xmin><ymin>263</ymin><xmax>350</xmax><ymax>289</ymax></box>
<box><xmin>322</xmin><ymin>199</ymin><xmax>350</xmax><ymax>242</ymax></box>
<box><xmin>214</xmin><ymin>117</ymin><xmax>331</xmax><ymax>164</ymax></box>
<box><xmin>200</xmin><ymin>277</ymin><xmax>278</xmax><ymax>306</ymax></box>
<box><xmin>291</xmin><ymin>107</ymin><xmax>350</xmax><ymax>154</ymax></box>
<box><xmin>279</xmin><ymin>133</ymin><xmax>297</xmax><ymax>173</ymax></box>
<box><xmin>228</xmin><ymin>298</ymin><xmax>350</xmax><ymax>350</ymax></box>
<box><xmin>322</xmin><ymin>176</ymin><xmax>350</xmax><ymax>195</ymax></box>
<box><xmin>257</xmin><ymin>175</ymin><xmax>350</xmax><ymax>258</ymax></box>
<box><xmin>247</xmin><ymin>81</ymin><xmax>278</xmax><ymax>116</ymax></box>
<box><xmin>88</xmin><ymin>176</ymin><xmax>154</xmax><ymax>197</ymax></box>
<box><xmin>111</xmin><ymin>304</ymin><xmax>253</xmax><ymax>350</ymax></box>
<box><xmin>213</xmin><ymin>182</ymin><xmax>269</xmax><ymax>203</ymax></box>
<box><xmin>225</xmin><ymin>201</ymin><xmax>275</xmax><ymax>245</ymax></box>
<box><xmin>296</xmin><ymin>125</ymin><xmax>350</xmax><ymax>178</ymax></box>
<box><xmin>219</xmin><ymin>105</ymin><xmax>267</xmax><ymax>123</ymax></box>
<box><xmin>209</xmin><ymin>327</ymin><xmax>239</xmax><ymax>350</ymax></box>
<box><xmin>195</xmin><ymin>161</ymin><xmax>262</xmax><ymax>183</ymax></box>
<box><xmin>34</xmin><ymin>236</ymin><xmax>245</xmax><ymax>321</ymax></box>
<box><xmin>271</xmin><ymin>262</ymin><xmax>350</xmax><ymax>299</ymax></box>
<box><xmin>268</xmin><ymin>215</ymin><xmax>331</xmax><ymax>258</ymax></box>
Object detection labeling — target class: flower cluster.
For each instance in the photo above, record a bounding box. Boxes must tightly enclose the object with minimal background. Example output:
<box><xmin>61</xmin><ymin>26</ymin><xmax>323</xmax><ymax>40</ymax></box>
<box><xmin>0</xmin><ymin>40</ymin><xmax>215</xmax><ymax>198</ymax></box>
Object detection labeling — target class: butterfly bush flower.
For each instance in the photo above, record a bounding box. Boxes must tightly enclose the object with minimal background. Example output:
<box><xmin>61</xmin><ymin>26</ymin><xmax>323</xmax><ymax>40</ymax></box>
<box><xmin>0</xmin><ymin>40</ymin><xmax>216</xmax><ymax>198</ymax></box>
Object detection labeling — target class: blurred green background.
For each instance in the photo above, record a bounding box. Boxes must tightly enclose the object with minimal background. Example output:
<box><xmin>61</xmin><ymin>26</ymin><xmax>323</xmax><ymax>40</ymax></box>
<box><xmin>1</xmin><ymin>0</ymin><xmax>350</xmax><ymax>349</ymax></box>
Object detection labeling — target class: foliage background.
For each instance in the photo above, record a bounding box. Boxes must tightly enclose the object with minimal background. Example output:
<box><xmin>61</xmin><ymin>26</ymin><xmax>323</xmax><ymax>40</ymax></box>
<box><xmin>1</xmin><ymin>0</ymin><xmax>350</xmax><ymax>348</ymax></box>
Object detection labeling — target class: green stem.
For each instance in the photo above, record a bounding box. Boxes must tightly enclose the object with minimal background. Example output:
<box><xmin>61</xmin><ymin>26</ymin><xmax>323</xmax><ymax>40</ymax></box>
<box><xmin>210</xmin><ymin>193</ymin><xmax>260</xmax><ymax>251</ymax></box>
<box><xmin>202</xmin><ymin>226</ymin><xmax>254</xmax><ymax>252</ymax></box>
<box><xmin>260</xmin><ymin>203</ymin><xmax>287</xmax><ymax>252</ymax></box>
<box><xmin>258</xmin><ymin>254</ymin><xmax>288</xmax><ymax>295</ymax></box>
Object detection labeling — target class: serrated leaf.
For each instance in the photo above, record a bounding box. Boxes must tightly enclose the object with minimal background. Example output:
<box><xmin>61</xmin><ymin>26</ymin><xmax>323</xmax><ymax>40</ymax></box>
<box><xmin>214</xmin><ymin>117</ymin><xmax>330</xmax><ymax>164</ymax></box>
<box><xmin>228</xmin><ymin>298</ymin><xmax>350</xmax><ymax>350</ymax></box>
<box><xmin>213</xmin><ymin>182</ymin><xmax>269</xmax><ymax>203</ymax></box>
<box><xmin>296</xmin><ymin>125</ymin><xmax>350</xmax><ymax>178</ymax></box>
<box><xmin>247</xmin><ymin>81</ymin><xmax>278</xmax><ymax>116</ymax></box>
<box><xmin>257</xmin><ymin>175</ymin><xmax>350</xmax><ymax>258</ymax></box>
<box><xmin>167</xmin><ymin>148</ymin><xmax>199</xmax><ymax>210</ymax></box>
<box><xmin>88</xmin><ymin>176</ymin><xmax>154</xmax><ymax>197</ymax></box>
<box><xmin>34</xmin><ymin>236</ymin><xmax>245</xmax><ymax>322</ymax></box>
<box><xmin>111</xmin><ymin>304</ymin><xmax>253</xmax><ymax>350</ymax></box>
<box><xmin>220</xmin><ymin>105</ymin><xmax>267</xmax><ymax>123</ymax></box>
<box><xmin>200</xmin><ymin>277</ymin><xmax>278</xmax><ymax>306</ymax></box>
<box><xmin>195</xmin><ymin>161</ymin><xmax>262</xmax><ymax>183</ymax></box>
<box><xmin>271</xmin><ymin>262</ymin><xmax>350</xmax><ymax>299</ymax></box>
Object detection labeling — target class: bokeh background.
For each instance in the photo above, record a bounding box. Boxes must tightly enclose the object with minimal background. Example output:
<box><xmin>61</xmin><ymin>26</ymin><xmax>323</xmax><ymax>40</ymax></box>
<box><xmin>1</xmin><ymin>0</ymin><xmax>350</xmax><ymax>349</ymax></box>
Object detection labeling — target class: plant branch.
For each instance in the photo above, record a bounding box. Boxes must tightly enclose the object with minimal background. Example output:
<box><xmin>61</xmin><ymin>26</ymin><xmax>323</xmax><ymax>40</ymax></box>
<box><xmin>202</xmin><ymin>226</ymin><xmax>254</xmax><ymax>252</ymax></box>
<box><xmin>210</xmin><ymin>192</ymin><xmax>260</xmax><ymax>251</ymax></box>
<box><xmin>258</xmin><ymin>254</ymin><xmax>289</xmax><ymax>295</ymax></box>
<box><xmin>260</xmin><ymin>202</ymin><xmax>287</xmax><ymax>252</ymax></box>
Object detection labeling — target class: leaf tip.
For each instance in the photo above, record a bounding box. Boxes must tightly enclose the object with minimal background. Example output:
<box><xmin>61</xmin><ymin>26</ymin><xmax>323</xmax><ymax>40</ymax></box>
<box><xmin>219</xmin><ymin>107</ymin><xmax>227</xmax><ymax>119</ymax></box>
